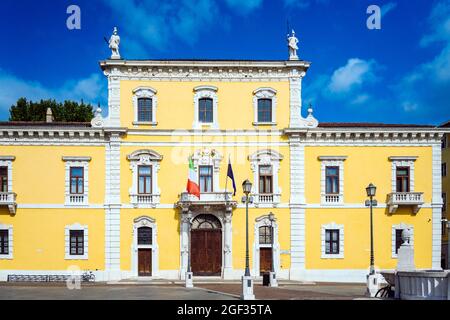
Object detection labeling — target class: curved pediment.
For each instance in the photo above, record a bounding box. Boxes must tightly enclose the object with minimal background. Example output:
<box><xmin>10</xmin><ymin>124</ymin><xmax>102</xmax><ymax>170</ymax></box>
<box><xmin>127</xmin><ymin>149</ymin><xmax>163</xmax><ymax>161</ymax></box>
<box><xmin>248</xmin><ymin>149</ymin><xmax>283</xmax><ymax>162</ymax></box>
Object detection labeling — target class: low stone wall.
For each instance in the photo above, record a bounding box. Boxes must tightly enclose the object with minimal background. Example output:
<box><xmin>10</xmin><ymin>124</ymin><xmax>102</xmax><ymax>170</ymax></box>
<box><xmin>382</xmin><ymin>270</ymin><xmax>450</xmax><ymax>300</ymax></box>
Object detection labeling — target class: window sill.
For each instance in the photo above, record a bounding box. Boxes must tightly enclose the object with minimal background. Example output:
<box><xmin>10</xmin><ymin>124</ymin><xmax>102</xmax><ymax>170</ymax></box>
<box><xmin>133</xmin><ymin>121</ymin><xmax>158</xmax><ymax>126</ymax></box>
<box><xmin>320</xmin><ymin>254</ymin><xmax>344</xmax><ymax>259</ymax></box>
<box><xmin>65</xmin><ymin>255</ymin><xmax>88</xmax><ymax>260</ymax></box>
<box><xmin>252</xmin><ymin>122</ymin><xmax>277</xmax><ymax>126</ymax></box>
<box><xmin>64</xmin><ymin>203</ymin><xmax>89</xmax><ymax>207</ymax></box>
<box><xmin>0</xmin><ymin>254</ymin><xmax>13</xmax><ymax>260</ymax></box>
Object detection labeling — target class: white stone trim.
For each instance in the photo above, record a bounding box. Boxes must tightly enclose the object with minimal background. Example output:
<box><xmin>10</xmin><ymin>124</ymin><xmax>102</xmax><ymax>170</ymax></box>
<box><xmin>289</xmin><ymin>137</ymin><xmax>306</xmax><ymax>280</ymax></box>
<box><xmin>0</xmin><ymin>156</ymin><xmax>15</xmax><ymax>193</ymax></box>
<box><xmin>0</xmin><ymin>224</ymin><xmax>13</xmax><ymax>259</ymax></box>
<box><xmin>392</xmin><ymin>223</ymin><xmax>414</xmax><ymax>258</ymax></box>
<box><xmin>252</xmin><ymin>87</ymin><xmax>277</xmax><ymax>126</ymax></box>
<box><xmin>432</xmin><ymin>144</ymin><xmax>443</xmax><ymax>269</ymax></box>
<box><xmin>193</xmin><ymin>86</ymin><xmax>219</xmax><ymax>129</ymax></box>
<box><xmin>321</xmin><ymin>223</ymin><xmax>344</xmax><ymax>259</ymax></box>
<box><xmin>131</xmin><ymin>216</ymin><xmax>159</xmax><ymax>277</ymax></box>
<box><xmin>62</xmin><ymin>157</ymin><xmax>90</xmax><ymax>206</ymax></box>
<box><xmin>191</xmin><ymin>148</ymin><xmax>223</xmax><ymax>192</ymax></box>
<box><xmin>105</xmin><ymin>132</ymin><xmax>122</xmax><ymax>280</ymax></box>
<box><xmin>319</xmin><ymin>156</ymin><xmax>347</xmax><ymax>205</ymax></box>
<box><xmin>252</xmin><ymin>214</ymin><xmax>280</xmax><ymax>276</ymax></box>
<box><xmin>65</xmin><ymin>223</ymin><xmax>88</xmax><ymax>260</ymax></box>
<box><xmin>127</xmin><ymin>149</ymin><xmax>162</xmax><ymax>207</ymax></box>
<box><xmin>132</xmin><ymin>86</ymin><xmax>158</xmax><ymax>126</ymax></box>
<box><xmin>248</xmin><ymin>149</ymin><xmax>283</xmax><ymax>207</ymax></box>
<box><xmin>389</xmin><ymin>156</ymin><xmax>417</xmax><ymax>192</ymax></box>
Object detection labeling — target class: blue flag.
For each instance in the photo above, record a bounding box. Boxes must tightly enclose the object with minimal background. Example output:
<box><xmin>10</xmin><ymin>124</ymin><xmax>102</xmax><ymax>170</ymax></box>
<box><xmin>227</xmin><ymin>160</ymin><xmax>237</xmax><ymax>196</ymax></box>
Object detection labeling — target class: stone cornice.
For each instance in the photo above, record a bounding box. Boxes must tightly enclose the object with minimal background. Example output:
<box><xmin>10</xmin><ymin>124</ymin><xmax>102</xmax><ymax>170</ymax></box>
<box><xmin>284</xmin><ymin>127</ymin><xmax>445</xmax><ymax>143</ymax></box>
<box><xmin>0</xmin><ymin>126</ymin><xmax>105</xmax><ymax>140</ymax></box>
<box><xmin>99</xmin><ymin>59</ymin><xmax>310</xmax><ymax>81</ymax></box>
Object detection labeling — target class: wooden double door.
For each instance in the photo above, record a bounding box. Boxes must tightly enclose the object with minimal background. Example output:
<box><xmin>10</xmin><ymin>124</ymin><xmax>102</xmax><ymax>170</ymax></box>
<box><xmin>259</xmin><ymin>248</ymin><xmax>273</xmax><ymax>275</ymax></box>
<box><xmin>191</xmin><ymin>229</ymin><xmax>222</xmax><ymax>276</ymax></box>
<box><xmin>138</xmin><ymin>249</ymin><xmax>152</xmax><ymax>276</ymax></box>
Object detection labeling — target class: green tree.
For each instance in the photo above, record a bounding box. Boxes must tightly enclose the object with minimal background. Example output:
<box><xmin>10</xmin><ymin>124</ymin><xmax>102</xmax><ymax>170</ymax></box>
<box><xmin>9</xmin><ymin>98</ymin><xmax>95</xmax><ymax>122</ymax></box>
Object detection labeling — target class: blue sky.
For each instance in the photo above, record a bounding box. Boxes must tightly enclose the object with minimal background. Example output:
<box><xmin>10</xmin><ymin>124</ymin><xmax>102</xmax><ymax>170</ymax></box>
<box><xmin>0</xmin><ymin>0</ymin><xmax>449</xmax><ymax>125</ymax></box>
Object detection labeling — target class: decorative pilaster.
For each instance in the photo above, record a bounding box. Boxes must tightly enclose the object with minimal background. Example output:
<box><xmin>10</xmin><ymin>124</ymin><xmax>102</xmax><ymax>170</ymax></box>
<box><xmin>105</xmin><ymin>68</ymin><xmax>121</xmax><ymax>127</ymax></box>
<box><xmin>180</xmin><ymin>209</ymin><xmax>190</xmax><ymax>279</ymax></box>
<box><xmin>432</xmin><ymin>143</ymin><xmax>443</xmax><ymax>270</ymax></box>
<box><xmin>289</xmin><ymin>69</ymin><xmax>318</xmax><ymax>128</ymax></box>
<box><xmin>223</xmin><ymin>210</ymin><xmax>233</xmax><ymax>279</ymax></box>
<box><xmin>289</xmin><ymin>135</ymin><xmax>306</xmax><ymax>280</ymax></box>
<box><xmin>104</xmin><ymin>132</ymin><xmax>122</xmax><ymax>280</ymax></box>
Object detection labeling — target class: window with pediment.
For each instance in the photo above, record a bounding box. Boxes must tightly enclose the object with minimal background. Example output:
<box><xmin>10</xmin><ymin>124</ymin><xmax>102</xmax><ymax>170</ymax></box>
<box><xmin>127</xmin><ymin>150</ymin><xmax>163</xmax><ymax>207</ymax></box>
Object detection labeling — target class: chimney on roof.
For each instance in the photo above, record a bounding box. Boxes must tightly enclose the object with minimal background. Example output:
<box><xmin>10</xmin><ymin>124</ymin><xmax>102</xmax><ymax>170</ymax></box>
<box><xmin>46</xmin><ymin>108</ymin><xmax>54</xmax><ymax>123</ymax></box>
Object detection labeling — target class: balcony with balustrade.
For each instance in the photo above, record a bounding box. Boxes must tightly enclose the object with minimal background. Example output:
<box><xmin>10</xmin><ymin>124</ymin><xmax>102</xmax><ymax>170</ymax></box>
<box><xmin>387</xmin><ymin>192</ymin><xmax>424</xmax><ymax>214</ymax></box>
<box><xmin>0</xmin><ymin>192</ymin><xmax>17</xmax><ymax>214</ymax></box>
<box><xmin>65</xmin><ymin>194</ymin><xmax>88</xmax><ymax>206</ymax></box>
<box><xmin>321</xmin><ymin>193</ymin><xmax>343</xmax><ymax>205</ymax></box>
<box><xmin>130</xmin><ymin>193</ymin><xmax>160</xmax><ymax>208</ymax></box>
<box><xmin>252</xmin><ymin>193</ymin><xmax>281</xmax><ymax>207</ymax></box>
<box><xmin>177</xmin><ymin>192</ymin><xmax>237</xmax><ymax>212</ymax></box>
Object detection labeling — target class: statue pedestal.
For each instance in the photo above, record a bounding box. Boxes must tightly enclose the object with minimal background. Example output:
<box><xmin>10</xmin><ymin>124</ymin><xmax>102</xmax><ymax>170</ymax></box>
<box><xmin>241</xmin><ymin>276</ymin><xmax>255</xmax><ymax>300</ymax></box>
<box><xmin>269</xmin><ymin>272</ymin><xmax>278</xmax><ymax>287</ymax></box>
<box><xmin>110</xmin><ymin>53</ymin><xmax>121</xmax><ymax>60</ymax></box>
<box><xmin>366</xmin><ymin>273</ymin><xmax>380</xmax><ymax>298</ymax></box>
<box><xmin>397</xmin><ymin>245</ymin><xmax>415</xmax><ymax>271</ymax></box>
<box><xmin>185</xmin><ymin>272</ymin><xmax>193</xmax><ymax>288</ymax></box>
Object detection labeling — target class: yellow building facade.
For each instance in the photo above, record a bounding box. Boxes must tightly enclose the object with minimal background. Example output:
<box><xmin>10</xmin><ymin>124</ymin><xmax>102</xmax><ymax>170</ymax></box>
<box><xmin>0</xmin><ymin>46</ymin><xmax>447</xmax><ymax>282</ymax></box>
<box><xmin>440</xmin><ymin>125</ymin><xmax>450</xmax><ymax>269</ymax></box>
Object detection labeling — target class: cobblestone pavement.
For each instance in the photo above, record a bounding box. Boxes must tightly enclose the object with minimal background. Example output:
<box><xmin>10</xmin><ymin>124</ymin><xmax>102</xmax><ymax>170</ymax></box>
<box><xmin>0</xmin><ymin>282</ymin><xmax>368</xmax><ymax>300</ymax></box>
<box><xmin>0</xmin><ymin>283</ymin><xmax>237</xmax><ymax>300</ymax></box>
<box><xmin>197</xmin><ymin>283</ymin><xmax>368</xmax><ymax>300</ymax></box>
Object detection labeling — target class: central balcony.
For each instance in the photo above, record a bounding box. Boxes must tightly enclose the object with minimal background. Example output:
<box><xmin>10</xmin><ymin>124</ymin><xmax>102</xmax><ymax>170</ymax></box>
<box><xmin>177</xmin><ymin>192</ymin><xmax>237</xmax><ymax>212</ymax></box>
<box><xmin>0</xmin><ymin>192</ymin><xmax>17</xmax><ymax>214</ymax></box>
<box><xmin>180</xmin><ymin>191</ymin><xmax>233</xmax><ymax>203</ymax></box>
<box><xmin>387</xmin><ymin>192</ymin><xmax>424</xmax><ymax>214</ymax></box>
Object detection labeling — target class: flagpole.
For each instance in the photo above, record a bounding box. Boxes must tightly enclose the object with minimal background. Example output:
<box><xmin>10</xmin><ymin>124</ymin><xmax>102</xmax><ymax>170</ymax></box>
<box><xmin>224</xmin><ymin>155</ymin><xmax>229</xmax><ymax>195</ymax></box>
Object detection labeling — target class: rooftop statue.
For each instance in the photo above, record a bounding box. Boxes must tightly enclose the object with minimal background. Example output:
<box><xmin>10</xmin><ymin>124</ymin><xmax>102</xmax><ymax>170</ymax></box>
<box><xmin>109</xmin><ymin>27</ymin><xmax>121</xmax><ymax>59</ymax></box>
<box><xmin>287</xmin><ymin>29</ymin><xmax>299</xmax><ymax>60</ymax></box>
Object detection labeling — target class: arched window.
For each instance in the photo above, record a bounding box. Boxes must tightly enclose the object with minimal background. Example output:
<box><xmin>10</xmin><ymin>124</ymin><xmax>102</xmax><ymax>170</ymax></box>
<box><xmin>138</xmin><ymin>226</ymin><xmax>152</xmax><ymax>245</ymax></box>
<box><xmin>138</xmin><ymin>98</ymin><xmax>153</xmax><ymax>122</ymax></box>
<box><xmin>259</xmin><ymin>226</ymin><xmax>273</xmax><ymax>244</ymax></box>
<box><xmin>192</xmin><ymin>214</ymin><xmax>222</xmax><ymax>230</ymax></box>
<box><xmin>198</xmin><ymin>98</ymin><xmax>213</xmax><ymax>123</ymax></box>
<box><xmin>257</xmin><ymin>98</ymin><xmax>272</xmax><ymax>123</ymax></box>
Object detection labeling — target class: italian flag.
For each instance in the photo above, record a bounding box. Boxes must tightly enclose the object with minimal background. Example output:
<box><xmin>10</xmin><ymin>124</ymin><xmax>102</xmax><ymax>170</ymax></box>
<box><xmin>186</xmin><ymin>156</ymin><xmax>200</xmax><ymax>199</ymax></box>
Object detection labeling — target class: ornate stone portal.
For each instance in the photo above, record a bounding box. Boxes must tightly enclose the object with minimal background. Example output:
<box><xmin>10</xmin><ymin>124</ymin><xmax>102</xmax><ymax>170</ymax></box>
<box><xmin>176</xmin><ymin>196</ymin><xmax>237</xmax><ymax>279</ymax></box>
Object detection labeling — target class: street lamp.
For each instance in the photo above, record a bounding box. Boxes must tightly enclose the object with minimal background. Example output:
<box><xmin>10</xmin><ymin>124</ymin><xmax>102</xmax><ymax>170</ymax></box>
<box><xmin>365</xmin><ymin>183</ymin><xmax>377</xmax><ymax>275</ymax></box>
<box><xmin>365</xmin><ymin>183</ymin><xmax>378</xmax><ymax>297</ymax></box>
<box><xmin>242</xmin><ymin>179</ymin><xmax>252</xmax><ymax>277</ymax></box>
<box><xmin>241</xmin><ymin>179</ymin><xmax>255</xmax><ymax>300</ymax></box>
<box><xmin>268</xmin><ymin>212</ymin><xmax>277</xmax><ymax>287</ymax></box>
<box><xmin>185</xmin><ymin>212</ymin><xmax>193</xmax><ymax>288</ymax></box>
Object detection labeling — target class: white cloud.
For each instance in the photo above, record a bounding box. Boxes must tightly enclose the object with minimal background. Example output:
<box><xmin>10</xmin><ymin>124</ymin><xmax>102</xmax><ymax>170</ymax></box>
<box><xmin>284</xmin><ymin>0</ymin><xmax>328</xmax><ymax>9</ymax></box>
<box><xmin>0</xmin><ymin>69</ymin><xmax>106</xmax><ymax>115</ymax></box>
<box><xmin>225</xmin><ymin>0</ymin><xmax>263</xmax><ymax>13</ymax></box>
<box><xmin>381</xmin><ymin>2</ymin><xmax>397</xmax><ymax>16</ymax></box>
<box><xmin>101</xmin><ymin>0</ymin><xmax>264</xmax><ymax>56</ymax></box>
<box><xmin>420</xmin><ymin>0</ymin><xmax>450</xmax><ymax>47</ymax></box>
<box><xmin>351</xmin><ymin>94</ymin><xmax>370</xmax><ymax>105</ymax></box>
<box><xmin>327</xmin><ymin>58</ymin><xmax>377</xmax><ymax>94</ymax></box>
<box><xmin>395</xmin><ymin>0</ymin><xmax>450</xmax><ymax>121</ymax></box>
<box><xmin>101</xmin><ymin>0</ymin><xmax>221</xmax><ymax>54</ymax></box>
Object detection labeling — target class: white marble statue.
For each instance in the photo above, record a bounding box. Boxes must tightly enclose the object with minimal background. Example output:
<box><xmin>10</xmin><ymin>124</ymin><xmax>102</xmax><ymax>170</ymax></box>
<box><xmin>109</xmin><ymin>27</ymin><xmax>121</xmax><ymax>59</ymax></box>
<box><xmin>287</xmin><ymin>29</ymin><xmax>299</xmax><ymax>60</ymax></box>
